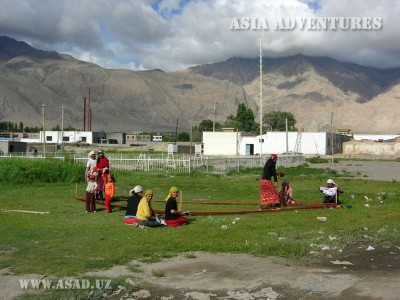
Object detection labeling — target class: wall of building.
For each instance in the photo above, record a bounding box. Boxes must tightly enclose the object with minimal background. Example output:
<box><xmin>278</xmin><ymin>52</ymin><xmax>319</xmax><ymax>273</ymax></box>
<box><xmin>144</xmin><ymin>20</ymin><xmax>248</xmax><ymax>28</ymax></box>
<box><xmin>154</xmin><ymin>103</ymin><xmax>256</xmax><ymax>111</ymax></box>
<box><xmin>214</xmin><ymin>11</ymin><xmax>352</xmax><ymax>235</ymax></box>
<box><xmin>252</xmin><ymin>132</ymin><xmax>329</xmax><ymax>155</ymax></box>
<box><xmin>343</xmin><ymin>141</ymin><xmax>400</xmax><ymax>156</ymax></box>
<box><xmin>204</xmin><ymin>131</ymin><xmax>351</xmax><ymax>156</ymax></box>
<box><xmin>203</xmin><ymin>132</ymin><xmax>240</xmax><ymax>155</ymax></box>
<box><xmin>353</xmin><ymin>134</ymin><xmax>400</xmax><ymax>141</ymax></box>
<box><xmin>38</xmin><ymin>131</ymin><xmax>94</xmax><ymax>144</ymax></box>
<box><xmin>106</xmin><ymin>132</ymin><xmax>126</xmax><ymax>144</ymax></box>
<box><xmin>0</xmin><ymin>141</ymin><xmax>27</xmax><ymax>153</ymax></box>
<box><xmin>126</xmin><ymin>134</ymin><xmax>151</xmax><ymax>143</ymax></box>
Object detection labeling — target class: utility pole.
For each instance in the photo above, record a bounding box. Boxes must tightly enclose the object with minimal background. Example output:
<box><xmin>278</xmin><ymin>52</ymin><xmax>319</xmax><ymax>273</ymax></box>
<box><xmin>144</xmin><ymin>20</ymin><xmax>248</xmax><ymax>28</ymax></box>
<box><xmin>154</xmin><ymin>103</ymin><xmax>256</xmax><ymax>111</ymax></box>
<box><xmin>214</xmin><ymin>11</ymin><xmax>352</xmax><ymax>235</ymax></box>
<box><xmin>331</xmin><ymin>111</ymin><xmax>334</xmax><ymax>163</ymax></box>
<box><xmin>285</xmin><ymin>117</ymin><xmax>288</xmax><ymax>154</ymax></box>
<box><xmin>61</xmin><ymin>105</ymin><xmax>64</xmax><ymax>146</ymax></box>
<box><xmin>211</xmin><ymin>99</ymin><xmax>217</xmax><ymax>132</ymax></box>
<box><xmin>41</xmin><ymin>104</ymin><xmax>46</xmax><ymax>156</ymax></box>
<box><xmin>87</xmin><ymin>88</ymin><xmax>91</xmax><ymax>132</ymax></box>
<box><xmin>83</xmin><ymin>97</ymin><xmax>86</xmax><ymax>131</ymax></box>
<box><xmin>175</xmin><ymin>118</ymin><xmax>178</xmax><ymax>145</ymax></box>
<box><xmin>259</xmin><ymin>37</ymin><xmax>263</xmax><ymax>161</ymax></box>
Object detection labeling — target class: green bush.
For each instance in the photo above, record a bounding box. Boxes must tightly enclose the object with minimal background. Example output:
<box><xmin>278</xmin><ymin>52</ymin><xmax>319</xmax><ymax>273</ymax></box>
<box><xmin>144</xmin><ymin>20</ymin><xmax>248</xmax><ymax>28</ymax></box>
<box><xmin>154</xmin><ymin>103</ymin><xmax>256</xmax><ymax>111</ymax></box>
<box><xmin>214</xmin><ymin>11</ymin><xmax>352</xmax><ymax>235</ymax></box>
<box><xmin>307</xmin><ymin>156</ymin><xmax>330</xmax><ymax>163</ymax></box>
<box><xmin>0</xmin><ymin>158</ymin><xmax>85</xmax><ymax>183</ymax></box>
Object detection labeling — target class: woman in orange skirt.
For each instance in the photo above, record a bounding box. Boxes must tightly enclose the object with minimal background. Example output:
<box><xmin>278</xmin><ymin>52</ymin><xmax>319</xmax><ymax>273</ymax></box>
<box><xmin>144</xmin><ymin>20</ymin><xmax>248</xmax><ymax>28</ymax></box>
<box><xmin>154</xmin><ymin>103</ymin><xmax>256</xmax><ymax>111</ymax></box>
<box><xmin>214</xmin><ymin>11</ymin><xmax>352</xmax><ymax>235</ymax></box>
<box><xmin>260</xmin><ymin>154</ymin><xmax>280</xmax><ymax>209</ymax></box>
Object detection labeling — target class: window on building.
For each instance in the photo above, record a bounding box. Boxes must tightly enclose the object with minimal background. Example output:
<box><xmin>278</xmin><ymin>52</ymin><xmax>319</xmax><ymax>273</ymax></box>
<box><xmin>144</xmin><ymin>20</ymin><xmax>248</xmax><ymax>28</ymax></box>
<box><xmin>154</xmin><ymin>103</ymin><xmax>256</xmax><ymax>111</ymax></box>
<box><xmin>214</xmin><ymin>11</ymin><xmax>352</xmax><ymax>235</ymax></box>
<box><xmin>46</xmin><ymin>136</ymin><xmax>52</xmax><ymax>142</ymax></box>
<box><xmin>63</xmin><ymin>137</ymin><xmax>70</xmax><ymax>142</ymax></box>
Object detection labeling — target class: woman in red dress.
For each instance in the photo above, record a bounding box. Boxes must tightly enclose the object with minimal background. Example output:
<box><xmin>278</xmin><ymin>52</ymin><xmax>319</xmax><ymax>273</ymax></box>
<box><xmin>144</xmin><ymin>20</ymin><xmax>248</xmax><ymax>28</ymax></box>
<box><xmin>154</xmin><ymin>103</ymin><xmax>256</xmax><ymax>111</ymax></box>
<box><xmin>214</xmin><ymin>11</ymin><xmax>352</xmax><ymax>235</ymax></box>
<box><xmin>259</xmin><ymin>154</ymin><xmax>280</xmax><ymax>210</ymax></box>
<box><xmin>96</xmin><ymin>148</ymin><xmax>109</xmax><ymax>200</ymax></box>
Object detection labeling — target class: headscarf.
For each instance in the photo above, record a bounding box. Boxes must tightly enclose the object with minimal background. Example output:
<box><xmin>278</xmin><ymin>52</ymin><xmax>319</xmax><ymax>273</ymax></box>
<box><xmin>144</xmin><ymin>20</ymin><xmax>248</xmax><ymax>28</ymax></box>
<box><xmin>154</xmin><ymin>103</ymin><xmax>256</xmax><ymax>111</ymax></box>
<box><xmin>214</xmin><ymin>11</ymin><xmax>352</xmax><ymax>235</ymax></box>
<box><xmin>144</xmin><ymin>189</ymin><xmax>153</xmax><ymax>196</ymax></box>
<box><xmin>165</xmin><ymin>186</ymin><xmax>179</xmax><ymax>202</ymax></box>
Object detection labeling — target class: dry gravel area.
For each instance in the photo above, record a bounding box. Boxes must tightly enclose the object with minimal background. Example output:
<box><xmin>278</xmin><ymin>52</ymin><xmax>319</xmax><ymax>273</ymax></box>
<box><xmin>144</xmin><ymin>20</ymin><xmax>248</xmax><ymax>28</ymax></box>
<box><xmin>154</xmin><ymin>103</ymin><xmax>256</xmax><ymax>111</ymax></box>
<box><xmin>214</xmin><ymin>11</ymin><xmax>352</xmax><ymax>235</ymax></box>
<box><xmin>308</xmin><ymin>159</ymin><xmax>400</xmax><ymax>181</ymax></box>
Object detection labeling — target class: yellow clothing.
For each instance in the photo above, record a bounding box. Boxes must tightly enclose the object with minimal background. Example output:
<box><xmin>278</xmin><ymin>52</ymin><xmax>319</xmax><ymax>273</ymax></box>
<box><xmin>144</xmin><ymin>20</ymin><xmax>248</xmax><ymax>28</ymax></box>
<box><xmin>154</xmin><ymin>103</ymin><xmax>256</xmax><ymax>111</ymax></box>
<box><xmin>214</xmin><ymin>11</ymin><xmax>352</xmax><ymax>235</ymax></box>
<box><xmin>137</xmin><ymin>198</ymin><xmax>152</xmax><ymax>221</ymax></box>
<box><xmin>104</xmin><ymin>182</ymin><xmax>115</xmax><ymax>197</ymax></box>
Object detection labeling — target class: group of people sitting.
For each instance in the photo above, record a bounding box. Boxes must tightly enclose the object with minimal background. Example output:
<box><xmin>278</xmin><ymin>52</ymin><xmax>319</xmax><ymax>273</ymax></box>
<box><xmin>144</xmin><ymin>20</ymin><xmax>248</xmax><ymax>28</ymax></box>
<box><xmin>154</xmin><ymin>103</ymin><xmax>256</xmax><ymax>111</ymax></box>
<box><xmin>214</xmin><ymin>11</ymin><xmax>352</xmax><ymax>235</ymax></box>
<box><xmin>124</xmin><ymin>186</ymin><xmax>190</xmax><ymax>228</ymax></box>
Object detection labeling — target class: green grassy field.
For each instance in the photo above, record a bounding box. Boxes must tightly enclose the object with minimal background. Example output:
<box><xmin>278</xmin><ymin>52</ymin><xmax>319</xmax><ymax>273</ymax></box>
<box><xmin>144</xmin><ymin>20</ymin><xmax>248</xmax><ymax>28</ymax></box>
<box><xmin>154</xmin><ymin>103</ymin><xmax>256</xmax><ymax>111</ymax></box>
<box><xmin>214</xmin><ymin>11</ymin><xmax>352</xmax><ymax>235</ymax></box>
<box><xmin>0</xmin><ymin>158</ymin><xmax>399</xmax><ymax>298</ymax></box>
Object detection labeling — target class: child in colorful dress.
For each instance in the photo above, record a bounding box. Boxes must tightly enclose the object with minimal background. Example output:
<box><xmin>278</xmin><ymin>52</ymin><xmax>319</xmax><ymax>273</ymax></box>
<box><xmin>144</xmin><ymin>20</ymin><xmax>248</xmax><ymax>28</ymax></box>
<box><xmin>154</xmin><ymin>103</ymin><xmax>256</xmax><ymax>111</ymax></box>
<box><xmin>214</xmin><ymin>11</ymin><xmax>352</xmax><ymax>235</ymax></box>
<box><xmin>278</xmin><ymin>179</ymin><xmax>296</xmax><ymax>206</ymax></box>
<box><xmin>85</xmin><ymin>175</ymin><xmax>98</xmax><ymax>213</ymax></box>
<box><xmin>104</xmin><ymin>174</ymin><xmax>115</xmax><ymax>213</ymax></box>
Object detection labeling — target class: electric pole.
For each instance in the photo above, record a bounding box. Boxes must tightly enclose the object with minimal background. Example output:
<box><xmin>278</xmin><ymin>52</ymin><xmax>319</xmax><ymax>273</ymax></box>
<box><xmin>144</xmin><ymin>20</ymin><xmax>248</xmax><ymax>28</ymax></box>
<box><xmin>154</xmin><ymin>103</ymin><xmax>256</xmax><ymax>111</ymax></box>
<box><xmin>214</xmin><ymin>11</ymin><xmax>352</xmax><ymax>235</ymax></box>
<box><xmin>211</xmin><ymin>99</ymin><xmax>217</xmax><ymax>132</ymax></box>
<box><xmin>41</xmin><ymin>104</ymin><xmax>46</xmax><ymax>156</ymax></box>
<box><xmin>259</xmin><ymin>37</ymin><xmax>263</xmax><ymax>161</ymax></box>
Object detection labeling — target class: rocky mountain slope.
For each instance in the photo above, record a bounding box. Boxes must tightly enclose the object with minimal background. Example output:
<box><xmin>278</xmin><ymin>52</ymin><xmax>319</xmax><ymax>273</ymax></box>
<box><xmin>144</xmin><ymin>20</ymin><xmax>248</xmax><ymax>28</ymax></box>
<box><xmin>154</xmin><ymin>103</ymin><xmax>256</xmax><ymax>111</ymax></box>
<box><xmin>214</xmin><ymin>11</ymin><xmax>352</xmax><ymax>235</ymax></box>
<box><xmin>190</xmin><ymin>56</ymin><xmax>400</xmax><ymax>133</ymax></box>
<box><xmin>1</xmin><ymin>36</ymin><xmax>400</xmax><ymax>134</ymax></box>
<box><xmin>0</xmin><ymin>36</ymin><xmax>253</xmax><ymax>132</ymax></box>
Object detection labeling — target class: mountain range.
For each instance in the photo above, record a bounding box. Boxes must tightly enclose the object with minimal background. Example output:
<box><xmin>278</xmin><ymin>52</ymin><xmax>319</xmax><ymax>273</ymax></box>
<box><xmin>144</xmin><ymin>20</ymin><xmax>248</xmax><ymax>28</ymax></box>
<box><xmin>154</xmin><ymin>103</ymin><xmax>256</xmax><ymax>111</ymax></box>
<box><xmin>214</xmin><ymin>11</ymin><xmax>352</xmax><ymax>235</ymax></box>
<box><xmin>1</xmin><ymin>36</ymin><xmax>400</xmax><ymax>134</ymax></box>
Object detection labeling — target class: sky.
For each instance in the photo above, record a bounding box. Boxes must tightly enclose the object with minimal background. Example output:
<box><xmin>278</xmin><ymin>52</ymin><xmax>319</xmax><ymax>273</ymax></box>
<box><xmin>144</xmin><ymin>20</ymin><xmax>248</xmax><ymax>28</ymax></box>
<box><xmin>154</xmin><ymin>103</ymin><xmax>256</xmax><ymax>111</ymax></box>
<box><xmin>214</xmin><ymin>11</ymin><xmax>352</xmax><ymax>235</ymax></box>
<box><xmin>0</xmin><ymin>0</ymin><xmax>399</xmax><ymax>72</ymax></box>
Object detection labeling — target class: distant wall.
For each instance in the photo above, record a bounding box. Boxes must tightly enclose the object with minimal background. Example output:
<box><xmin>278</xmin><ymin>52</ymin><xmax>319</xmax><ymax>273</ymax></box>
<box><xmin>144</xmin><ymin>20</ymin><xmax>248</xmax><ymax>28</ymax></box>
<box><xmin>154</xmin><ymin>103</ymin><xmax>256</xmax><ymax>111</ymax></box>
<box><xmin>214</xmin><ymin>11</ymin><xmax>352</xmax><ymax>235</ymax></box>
<box><xmin>203</xmin><ymin>132</ymin><xmax>240</xmax><ymax>155</ymax></box>
<box><xmin>0</xmin><ymin>141</ymin><xmax>27</xmax><ymax>153</ymax></box>
<box><xmin>343</xmin><ymin>141</ymin><xmax>400</xmax><ymax>156</ymax></box>
<box><xmin>353</xmin><ymin>134</ymin><xmax>399</xmax><ymax>141</ymax></box>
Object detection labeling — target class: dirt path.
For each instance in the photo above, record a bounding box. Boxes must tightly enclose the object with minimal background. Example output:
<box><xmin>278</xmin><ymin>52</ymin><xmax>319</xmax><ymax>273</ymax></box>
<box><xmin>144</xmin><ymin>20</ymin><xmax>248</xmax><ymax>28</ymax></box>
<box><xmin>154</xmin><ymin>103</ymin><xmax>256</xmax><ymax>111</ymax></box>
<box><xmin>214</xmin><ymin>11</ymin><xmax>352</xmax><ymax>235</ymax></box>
<box><xmin>122</xmin><ymin>250</ymin><xmax>400</xmax><ymax>300</ymax></box>
<box><xmin>308</xmin><ymin>159</ymin><xmax>400</xmax><ymax>181</ymax></box>
<box><xmin>4</xmin><ymin>248</ymin><xmax>398</xmax><ymax>300</ymax></box>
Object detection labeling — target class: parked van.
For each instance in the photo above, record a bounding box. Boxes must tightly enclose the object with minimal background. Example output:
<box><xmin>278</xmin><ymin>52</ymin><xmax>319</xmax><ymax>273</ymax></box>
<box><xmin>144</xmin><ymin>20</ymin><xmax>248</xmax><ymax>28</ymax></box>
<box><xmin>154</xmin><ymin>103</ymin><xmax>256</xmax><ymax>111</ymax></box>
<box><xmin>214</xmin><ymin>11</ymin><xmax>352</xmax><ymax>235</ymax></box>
<box><xmin>152</xmin><ymin>135</ymin><xmax>163</xmax><ymax>142</ymax></box>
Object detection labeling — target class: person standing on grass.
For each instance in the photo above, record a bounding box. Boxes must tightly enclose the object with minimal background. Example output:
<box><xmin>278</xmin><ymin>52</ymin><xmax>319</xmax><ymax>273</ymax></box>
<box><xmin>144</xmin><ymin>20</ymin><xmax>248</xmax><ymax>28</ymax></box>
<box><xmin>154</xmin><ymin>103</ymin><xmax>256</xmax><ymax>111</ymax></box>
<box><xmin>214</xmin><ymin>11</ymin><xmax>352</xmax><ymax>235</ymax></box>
<box><xmin>104</xmin><ymin>174</ymin><xmax>115</xmax><ymax>213</ymax></box>
<box><xmin>259</xmin><ymin>154</ymin><xmax>280</xmax><ymax>210</ymax></box>
<box><xmin>137</xmin><ymin>190</ymin><xmax>164</xmax><ymax>227</ymax></box>
<box><xmin>96</xmin><ymin>148</ymin><xmax>109</xmax><ymax>200</ymax></box>
<box><xmin>164</xmin><ymin>187</ymin><xmax>190</xmax><ymax>227</ymax></box>
<box><xmin>85</xmin><ymin>150</ymin><xmax>97</xmax><ymax>182</ymax></box>
<box><xmin>124</xmin><ymin>185</ymin><xmax>143</xmax><ymax>225</ymax></box>
<box><xmin>85</xmin><ymin>174</ymin><xmax>98</xmax><ymax>213</ymax></box>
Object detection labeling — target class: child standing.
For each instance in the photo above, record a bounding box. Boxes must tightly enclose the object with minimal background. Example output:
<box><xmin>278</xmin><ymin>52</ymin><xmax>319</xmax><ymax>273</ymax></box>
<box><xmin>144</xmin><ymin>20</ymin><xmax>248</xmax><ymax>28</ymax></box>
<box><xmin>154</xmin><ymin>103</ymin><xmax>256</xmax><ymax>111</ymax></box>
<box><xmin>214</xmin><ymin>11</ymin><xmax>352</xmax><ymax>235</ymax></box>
<box><xmin>86</xmin><ymin>175</ymin><xmax>98</xmax><ymax>212</ymax></box>
<box><xmin>104</xmin><ymin>174</ymin><xmax>115</xmax><ymax>213</ymax></box>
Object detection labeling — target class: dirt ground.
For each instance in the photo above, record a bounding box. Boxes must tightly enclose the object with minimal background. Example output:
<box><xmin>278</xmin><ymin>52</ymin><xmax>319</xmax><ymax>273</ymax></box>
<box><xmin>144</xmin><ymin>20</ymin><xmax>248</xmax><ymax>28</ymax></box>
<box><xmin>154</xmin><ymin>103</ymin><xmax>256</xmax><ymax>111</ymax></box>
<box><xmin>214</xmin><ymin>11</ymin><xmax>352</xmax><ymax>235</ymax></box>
<box><xmin>1</xmin><ymin>159</ymin><xmax>399</xmax><ymax>300</ymax></box>
<box><xmin>92</xmin><ymin>247</ymin><xmax>400</xmax><ymax>300</ymax></box>
<box><xmin>2</xmin><ymin>246</ymin><xmax>399</xmax><ymax>300</ymax></box>
<box><xmin>307</xmin><ymin>158</ymin><xmax>400</xmax><ymax>182</ymax></box>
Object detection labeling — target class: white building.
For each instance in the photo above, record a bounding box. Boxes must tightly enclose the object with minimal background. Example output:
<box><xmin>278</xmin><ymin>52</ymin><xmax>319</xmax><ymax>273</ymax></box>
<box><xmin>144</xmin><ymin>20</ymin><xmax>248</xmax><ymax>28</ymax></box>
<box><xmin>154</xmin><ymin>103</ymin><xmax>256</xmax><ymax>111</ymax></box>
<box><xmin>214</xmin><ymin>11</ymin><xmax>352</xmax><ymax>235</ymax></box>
<box><xmin>203</xmin><ymin>131</ymin><xmax>352</xmax><ymax>156</ymax></box>
<box><xmin>352</xmin><ymin>134</ymin><xmax>400</xmax><ymax>141</ymax></box>
<box><xmin>24</xmin><ymin>131</ymin><xmax>94</xmax><ymax>144</ymax></box>
<box><xmin>203</xmin><ymin>132</ymin><xmax>240</xmax><ymax>155</ymax></box>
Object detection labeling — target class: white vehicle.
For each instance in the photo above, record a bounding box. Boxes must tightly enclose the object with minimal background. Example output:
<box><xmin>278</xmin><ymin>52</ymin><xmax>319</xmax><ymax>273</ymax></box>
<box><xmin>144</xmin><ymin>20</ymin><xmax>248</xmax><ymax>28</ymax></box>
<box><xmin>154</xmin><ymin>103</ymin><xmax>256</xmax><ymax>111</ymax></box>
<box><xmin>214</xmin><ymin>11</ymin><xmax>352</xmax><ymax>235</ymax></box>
<box><xmin>152</xmin><ymin>135</ymin><xmax>163</xmax><ymax>142</ymax></box>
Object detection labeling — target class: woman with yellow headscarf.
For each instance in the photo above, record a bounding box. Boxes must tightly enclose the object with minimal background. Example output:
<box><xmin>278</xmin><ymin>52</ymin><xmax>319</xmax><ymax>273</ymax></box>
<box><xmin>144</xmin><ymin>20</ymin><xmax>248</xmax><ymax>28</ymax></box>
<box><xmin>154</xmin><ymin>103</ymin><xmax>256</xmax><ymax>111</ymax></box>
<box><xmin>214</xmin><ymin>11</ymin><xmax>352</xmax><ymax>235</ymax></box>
<box><xmin>164</xmin><ymin>187</ymin><xmax>190</xmax><ymax>227</ymax></box>
<box><xmin>137</xmin><ymin>190</ymin><xmax>164</xmax><ymax>227</ymax></box>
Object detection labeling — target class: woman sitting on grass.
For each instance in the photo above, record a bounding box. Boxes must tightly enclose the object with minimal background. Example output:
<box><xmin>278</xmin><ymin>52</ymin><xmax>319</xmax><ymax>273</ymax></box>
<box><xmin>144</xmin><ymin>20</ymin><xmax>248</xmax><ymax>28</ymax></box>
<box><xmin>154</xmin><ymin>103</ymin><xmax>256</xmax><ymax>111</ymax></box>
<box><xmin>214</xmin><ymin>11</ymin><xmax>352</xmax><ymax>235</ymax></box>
<box><xmin>164</xmin><ymin>187</ymin><xmax>190</xmax><ymax>227</ymax></box>
<box><xmin>278</xmin><ymin>179</ymin><xmax>296</xmax><ymax>206</ymax></box>
<box><xmin>124</xmin><ymin>185</ymin><xmax>143</xmax><ymax>225</ymax></box>
<box><xmin>137</xmin><ymin>190</ymin><xmax>164</xmax><ymax>227</ymax></box>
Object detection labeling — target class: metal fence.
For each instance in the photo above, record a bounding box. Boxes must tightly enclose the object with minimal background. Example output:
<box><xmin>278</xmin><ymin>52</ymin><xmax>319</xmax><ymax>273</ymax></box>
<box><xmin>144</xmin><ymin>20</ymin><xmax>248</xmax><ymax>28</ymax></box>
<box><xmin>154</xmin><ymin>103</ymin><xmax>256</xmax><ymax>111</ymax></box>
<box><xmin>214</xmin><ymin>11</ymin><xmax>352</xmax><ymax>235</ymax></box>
<box><xmin>0</xmin><ymin>152</ymin><xmax>305</xmax><ymax>174</ymax></box>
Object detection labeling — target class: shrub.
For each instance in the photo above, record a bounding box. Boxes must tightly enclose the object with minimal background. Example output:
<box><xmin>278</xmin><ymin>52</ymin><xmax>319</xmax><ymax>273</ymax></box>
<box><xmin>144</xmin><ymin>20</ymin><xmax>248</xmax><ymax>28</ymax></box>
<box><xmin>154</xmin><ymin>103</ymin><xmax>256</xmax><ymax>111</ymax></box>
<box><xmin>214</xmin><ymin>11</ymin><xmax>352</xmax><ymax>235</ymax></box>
<box><xmin>0</xmin><ymin>158</ymin><xmax>85</xmax><ymax>183</ymax></box>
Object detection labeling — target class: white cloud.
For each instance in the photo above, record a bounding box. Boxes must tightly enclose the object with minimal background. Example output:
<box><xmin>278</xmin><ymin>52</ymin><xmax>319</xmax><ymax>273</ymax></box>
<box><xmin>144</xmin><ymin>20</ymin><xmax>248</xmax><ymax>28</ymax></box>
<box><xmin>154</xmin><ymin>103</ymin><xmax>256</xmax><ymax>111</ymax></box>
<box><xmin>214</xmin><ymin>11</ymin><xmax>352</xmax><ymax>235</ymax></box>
<box><xmin>0</xmin><ymin>0</ymin><xmax>399</xmax><ymax>71</ymax></box>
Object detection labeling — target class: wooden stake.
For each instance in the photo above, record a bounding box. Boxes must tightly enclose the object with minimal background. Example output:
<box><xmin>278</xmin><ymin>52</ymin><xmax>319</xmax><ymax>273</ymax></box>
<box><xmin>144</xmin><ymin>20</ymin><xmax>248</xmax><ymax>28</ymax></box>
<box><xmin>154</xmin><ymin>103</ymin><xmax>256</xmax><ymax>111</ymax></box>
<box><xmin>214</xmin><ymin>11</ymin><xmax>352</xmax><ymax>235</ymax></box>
<box><xmin>2</xmin><ymin>209</ymin><xmax>49</xmax><ymax>215</ymax></box>
<box><xmin>179</xmin><ymin>190</ymin><xmax>183</xmax><ymax>211</ymax></box>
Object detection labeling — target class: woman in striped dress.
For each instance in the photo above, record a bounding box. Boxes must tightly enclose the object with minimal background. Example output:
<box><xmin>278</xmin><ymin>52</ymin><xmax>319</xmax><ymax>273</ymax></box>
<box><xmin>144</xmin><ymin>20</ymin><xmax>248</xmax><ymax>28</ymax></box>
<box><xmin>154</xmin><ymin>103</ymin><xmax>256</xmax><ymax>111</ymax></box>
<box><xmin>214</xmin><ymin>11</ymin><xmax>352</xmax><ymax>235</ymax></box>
<box><xmin>259</xmin><ymin>154</ymin><xmax>280</xmax><ymax>210</ymax></box>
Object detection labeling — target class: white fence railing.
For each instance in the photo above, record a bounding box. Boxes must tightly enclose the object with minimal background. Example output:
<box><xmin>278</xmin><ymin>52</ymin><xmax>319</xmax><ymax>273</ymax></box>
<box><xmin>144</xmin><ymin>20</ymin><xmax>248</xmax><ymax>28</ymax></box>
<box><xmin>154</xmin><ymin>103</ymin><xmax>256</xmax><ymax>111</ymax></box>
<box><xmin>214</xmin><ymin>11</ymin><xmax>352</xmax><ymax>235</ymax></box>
<box><xmin>0</xmin><ymin>153</ymin><xmax>305</xmax><ymax>174</ymax></box>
